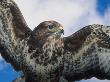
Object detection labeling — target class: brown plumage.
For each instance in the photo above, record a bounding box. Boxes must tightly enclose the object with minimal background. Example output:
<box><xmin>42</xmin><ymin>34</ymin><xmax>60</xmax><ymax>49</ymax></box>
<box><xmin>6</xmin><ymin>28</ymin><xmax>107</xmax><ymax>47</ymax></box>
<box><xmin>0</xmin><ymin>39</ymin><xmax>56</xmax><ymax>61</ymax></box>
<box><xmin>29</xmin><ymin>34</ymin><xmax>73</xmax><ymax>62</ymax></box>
<box><xmin>0</xmin><ymin>0</ymin><xmax>31</xmax><ymax>71</ymax></box>
<box><xmin>1</xmin><ymin>0</ymin><xmax>110</xmax><ymax>82</ymax></box>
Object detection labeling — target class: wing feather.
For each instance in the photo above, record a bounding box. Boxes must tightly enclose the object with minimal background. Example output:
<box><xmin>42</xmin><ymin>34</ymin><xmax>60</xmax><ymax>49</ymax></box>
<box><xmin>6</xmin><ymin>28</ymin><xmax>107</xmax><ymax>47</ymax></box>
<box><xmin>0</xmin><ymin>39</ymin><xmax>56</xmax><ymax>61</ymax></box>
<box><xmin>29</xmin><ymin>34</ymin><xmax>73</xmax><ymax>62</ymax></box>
<box><xmin>63</xmin><ymin>24</ymin><xmax>110</xmax><ymax>81</ymax></box>
<box><xmin>64</xmin><ymin>25</ymin><xmax>92</xmax><ymax>53</ymax></box>
<box><xmin>0</xmin><ymin>0</ymin><xmax>32</xmax><ymax>71</ymax></box>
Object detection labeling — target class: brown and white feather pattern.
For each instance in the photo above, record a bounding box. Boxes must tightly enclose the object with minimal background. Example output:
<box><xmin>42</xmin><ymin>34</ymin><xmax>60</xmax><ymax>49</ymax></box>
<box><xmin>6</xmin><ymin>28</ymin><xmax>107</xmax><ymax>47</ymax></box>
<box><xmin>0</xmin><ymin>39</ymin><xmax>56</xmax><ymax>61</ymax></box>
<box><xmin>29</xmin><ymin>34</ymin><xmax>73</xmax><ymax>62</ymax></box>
<box><xmin>21</xmin><ymin>36</ymin><xmax>64</xmax><ymax>82</ymax></box>
<box><xmin>1</xmin><ymin>0</ymin><xmax>110</xmax><ymax>82</ymax></box>
<box><xmin>0</xmin><ymin>0</ymin><xmax>31</xmax><ymax>71</ymax></box>
<box><xmin>63</xmin><ymin>24</ymin><xmax>110</xmax><ymax>81</ymax></box>
<box><xmin>21</xmin><ymin>24</ymin><xmax>110</xmax><ymax>82</ymax></box>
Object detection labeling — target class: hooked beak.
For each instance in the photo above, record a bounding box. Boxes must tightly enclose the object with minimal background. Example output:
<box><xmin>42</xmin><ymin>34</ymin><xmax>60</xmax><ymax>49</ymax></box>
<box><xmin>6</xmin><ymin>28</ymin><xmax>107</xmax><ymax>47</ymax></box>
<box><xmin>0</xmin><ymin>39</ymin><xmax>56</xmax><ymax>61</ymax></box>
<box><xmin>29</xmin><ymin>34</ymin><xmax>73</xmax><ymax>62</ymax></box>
<box><xmin>48</xmin><ymin>26</ymin><xmax>64</xmax><ymax>36</ymax></box>
<box><xmin>59</xmin><ymin>26</ymin><xmax>64</xmax><ymax>35</ymax></box>
<box><xmin>56</xmin><ymin>26</ymin><xmax>64</xmax><ymax>35</ymax></box>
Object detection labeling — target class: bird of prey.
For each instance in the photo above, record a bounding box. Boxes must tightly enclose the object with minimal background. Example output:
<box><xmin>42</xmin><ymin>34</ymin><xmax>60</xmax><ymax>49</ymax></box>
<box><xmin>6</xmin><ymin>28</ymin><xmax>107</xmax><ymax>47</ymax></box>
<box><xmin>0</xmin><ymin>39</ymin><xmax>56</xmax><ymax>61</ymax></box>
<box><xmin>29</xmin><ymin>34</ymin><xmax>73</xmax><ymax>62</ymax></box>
<box><xmin>0</xmin><ymin>0</ymin><xmax>110</xmax><ymax>82</ymax></box>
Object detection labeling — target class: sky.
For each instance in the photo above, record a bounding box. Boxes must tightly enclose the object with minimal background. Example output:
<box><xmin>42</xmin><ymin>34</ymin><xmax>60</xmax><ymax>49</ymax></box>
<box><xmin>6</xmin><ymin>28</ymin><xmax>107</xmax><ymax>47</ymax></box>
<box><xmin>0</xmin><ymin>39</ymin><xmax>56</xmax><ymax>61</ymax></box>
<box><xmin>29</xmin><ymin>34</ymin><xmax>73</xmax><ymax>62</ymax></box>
<box><xmin>0</xmin><ymin>0</ymin><xmax>110</xmax><ymax>82</ymax></box>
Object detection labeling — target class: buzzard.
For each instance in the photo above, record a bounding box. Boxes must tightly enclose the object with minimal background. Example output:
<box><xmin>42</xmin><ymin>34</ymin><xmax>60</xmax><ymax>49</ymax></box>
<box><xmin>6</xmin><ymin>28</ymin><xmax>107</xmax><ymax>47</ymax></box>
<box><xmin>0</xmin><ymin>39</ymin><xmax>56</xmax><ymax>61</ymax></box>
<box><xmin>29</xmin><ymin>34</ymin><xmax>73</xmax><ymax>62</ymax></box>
<box><xmin>0</xmin><ymin>0</ymin><xmax>110</xmax><ymax>82</ymax></box>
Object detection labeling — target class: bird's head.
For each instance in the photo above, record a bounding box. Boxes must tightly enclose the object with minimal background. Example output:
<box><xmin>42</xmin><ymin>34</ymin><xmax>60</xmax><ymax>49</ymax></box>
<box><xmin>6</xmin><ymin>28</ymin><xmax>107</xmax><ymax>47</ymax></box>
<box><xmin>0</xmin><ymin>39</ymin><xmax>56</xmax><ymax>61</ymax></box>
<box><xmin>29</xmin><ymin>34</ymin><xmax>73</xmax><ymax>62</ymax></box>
<box><xmin>46</xmin><ymin>21</ymin><xmax>64</xmax><ymax>36</ymax></box>
<box><xmin>28</xmin><ymin>20</ymin><xmax>64</xmax><ymax>50</ymax></box>
<box><xmin>33</xmin><ymin>20</ymin><xmax>64</xmax><ymax>39</ymax></box>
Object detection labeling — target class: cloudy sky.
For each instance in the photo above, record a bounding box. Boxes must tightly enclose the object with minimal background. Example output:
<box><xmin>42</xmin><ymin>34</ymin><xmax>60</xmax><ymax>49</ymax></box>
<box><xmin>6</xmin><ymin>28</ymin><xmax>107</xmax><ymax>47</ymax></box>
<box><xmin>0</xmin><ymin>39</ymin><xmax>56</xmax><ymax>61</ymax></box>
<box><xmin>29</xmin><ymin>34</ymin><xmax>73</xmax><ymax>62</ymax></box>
<box><xmin>0</xmin><ymin>0</ymin><xmax>110</xmax><ymax>82</ymax></box>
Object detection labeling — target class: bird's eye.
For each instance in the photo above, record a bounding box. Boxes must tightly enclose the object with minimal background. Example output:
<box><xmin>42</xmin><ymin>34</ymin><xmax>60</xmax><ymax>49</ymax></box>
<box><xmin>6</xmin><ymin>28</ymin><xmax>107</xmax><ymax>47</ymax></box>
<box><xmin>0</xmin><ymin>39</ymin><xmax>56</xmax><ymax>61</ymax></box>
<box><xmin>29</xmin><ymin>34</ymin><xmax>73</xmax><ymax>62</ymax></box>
<box><xmin>48</xmin><ymin>25</ymin><xmax>53</xmax><ymax>29</ymax></box>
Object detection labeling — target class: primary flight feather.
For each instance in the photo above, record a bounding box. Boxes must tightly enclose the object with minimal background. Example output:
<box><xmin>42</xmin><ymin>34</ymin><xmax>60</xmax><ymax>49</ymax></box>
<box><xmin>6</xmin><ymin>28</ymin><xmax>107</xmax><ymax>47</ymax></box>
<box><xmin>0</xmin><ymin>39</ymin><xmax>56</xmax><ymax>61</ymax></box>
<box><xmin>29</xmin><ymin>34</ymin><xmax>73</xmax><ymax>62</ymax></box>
<box><xmin>0</xmin><ymin>0</ymin><xmax>110</xmax><ymax>82</ymax></box>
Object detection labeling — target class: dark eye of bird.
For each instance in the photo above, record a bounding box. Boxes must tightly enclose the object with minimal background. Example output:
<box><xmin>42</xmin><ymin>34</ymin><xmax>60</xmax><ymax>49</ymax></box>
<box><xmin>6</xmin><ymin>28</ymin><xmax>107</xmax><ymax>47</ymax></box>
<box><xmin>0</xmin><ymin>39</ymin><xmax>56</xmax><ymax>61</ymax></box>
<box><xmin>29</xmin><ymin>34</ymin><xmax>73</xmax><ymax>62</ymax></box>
<box><xmin>48</xmin><ymin>25</ymin><xmax>53</xmax><ymax>29</ymax></box>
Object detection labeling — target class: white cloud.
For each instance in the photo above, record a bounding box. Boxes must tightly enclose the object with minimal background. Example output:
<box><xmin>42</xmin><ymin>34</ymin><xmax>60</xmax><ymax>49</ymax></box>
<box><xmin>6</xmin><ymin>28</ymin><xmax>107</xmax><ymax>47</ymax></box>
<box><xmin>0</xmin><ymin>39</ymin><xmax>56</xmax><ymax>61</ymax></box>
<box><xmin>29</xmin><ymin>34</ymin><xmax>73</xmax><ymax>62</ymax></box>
<box><xmin>14</xmin><ymin>0</ymin><xmax>98</xmax><ymax>35</ymax></box>
<box><xmin>80</xmin><ymin>77</ymin><xmax>109</xmax><ymax>82</ymax></box>
<box><xmin>0</xmin><ymin>54</ymin><xmax>2</xmax><ymax>60</ymax></box>
<box><xmin>14</xmin><ymin>0</ymin><xmax>110</xmax><ymax>36</ymax></box>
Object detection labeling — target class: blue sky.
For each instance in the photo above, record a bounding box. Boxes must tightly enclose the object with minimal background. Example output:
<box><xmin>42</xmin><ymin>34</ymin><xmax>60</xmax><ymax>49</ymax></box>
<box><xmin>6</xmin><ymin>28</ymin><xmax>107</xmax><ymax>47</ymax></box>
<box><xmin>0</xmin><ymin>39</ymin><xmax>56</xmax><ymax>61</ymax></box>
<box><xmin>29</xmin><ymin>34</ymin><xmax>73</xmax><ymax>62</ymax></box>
<box><xmin>0</xmin><ymin>58</ymin><xmax>22</xmax><ymax>82</ymax></box>
<box><xmin>0</xmin><ymin>0</ymin><xmax>110</xmax><ymax>82</ymax></box>
<box><xmin>96</xmin><ymin>0</ymin><xmax>110</xmax><ymax>16</ymax></box>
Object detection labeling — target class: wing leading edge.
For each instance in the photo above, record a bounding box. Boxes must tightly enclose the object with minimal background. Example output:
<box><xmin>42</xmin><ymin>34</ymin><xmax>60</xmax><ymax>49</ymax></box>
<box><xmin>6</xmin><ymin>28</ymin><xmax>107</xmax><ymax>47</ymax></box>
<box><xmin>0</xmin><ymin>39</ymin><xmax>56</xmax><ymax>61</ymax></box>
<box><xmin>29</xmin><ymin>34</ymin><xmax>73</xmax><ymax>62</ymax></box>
<box><xmin>63</xmin><ymin>24</ymin><xmax>110</xmax><ymax>81</ymax></box>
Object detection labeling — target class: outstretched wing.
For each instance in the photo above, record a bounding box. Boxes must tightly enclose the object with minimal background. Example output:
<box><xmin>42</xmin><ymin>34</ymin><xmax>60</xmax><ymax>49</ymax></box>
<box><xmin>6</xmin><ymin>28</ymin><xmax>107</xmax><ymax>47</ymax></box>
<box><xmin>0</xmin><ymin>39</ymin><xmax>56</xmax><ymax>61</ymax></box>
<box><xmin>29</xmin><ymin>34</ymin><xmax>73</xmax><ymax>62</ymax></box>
<box><xmin>63</xmin><ymin>24</ymin><xmax>110</xmax><ymax>81</ymax></box>
<box><xmin>0</xmin><ymin>0</ymin><xmax>31</xmax><ymax>71</ymax></box>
